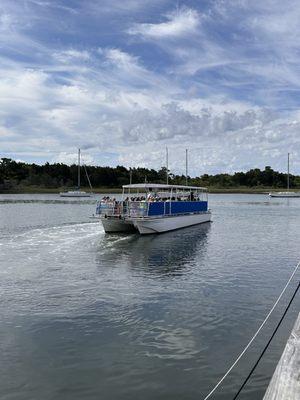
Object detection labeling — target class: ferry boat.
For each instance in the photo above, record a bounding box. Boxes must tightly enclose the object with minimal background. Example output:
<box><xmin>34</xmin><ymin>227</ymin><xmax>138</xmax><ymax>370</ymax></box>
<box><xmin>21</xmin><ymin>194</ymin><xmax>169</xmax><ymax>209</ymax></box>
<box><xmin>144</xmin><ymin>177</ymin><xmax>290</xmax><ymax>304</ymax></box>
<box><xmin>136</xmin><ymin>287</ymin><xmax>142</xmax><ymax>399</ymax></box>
<box><xmin>95</xmin><ymin>184</ymin><xmax>211</xmax><ymax>235</ymax></box>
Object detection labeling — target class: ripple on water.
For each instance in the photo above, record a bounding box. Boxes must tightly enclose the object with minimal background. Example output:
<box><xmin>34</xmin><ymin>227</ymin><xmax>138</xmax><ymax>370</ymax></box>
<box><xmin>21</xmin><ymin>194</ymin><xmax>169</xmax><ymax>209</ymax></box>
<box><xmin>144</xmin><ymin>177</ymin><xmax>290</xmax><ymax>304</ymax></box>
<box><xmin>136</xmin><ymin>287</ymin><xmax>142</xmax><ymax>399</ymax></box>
<box><xmin>0</xmin><ymin>194</ymin><xmax>300</xmax><ymax>400</ymax></box>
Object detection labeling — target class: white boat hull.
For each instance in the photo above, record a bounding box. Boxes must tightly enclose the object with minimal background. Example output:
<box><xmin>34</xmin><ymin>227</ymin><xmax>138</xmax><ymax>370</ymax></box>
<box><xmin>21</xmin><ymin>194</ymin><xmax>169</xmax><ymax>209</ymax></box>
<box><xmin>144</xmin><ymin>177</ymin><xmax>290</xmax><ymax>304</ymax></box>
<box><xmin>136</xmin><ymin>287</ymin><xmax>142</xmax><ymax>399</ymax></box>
<box><xmin>269</xmin><ymin>192</ymin><xmax>300</xmax><ymax>198</ymax></box>
<box><xmin>101</xmin><ymin>217</ymin><xmax>136</xmax><ymax>233</ymax></box>
<box><xmin>60</xmin><ymin>191</ymin><xmax>92</xmax><ymax>198</ymax></box>
<box><xmin>131</xmin><ymin>211</ymin><xmax>211</xmax><ymax>235</ymax></box>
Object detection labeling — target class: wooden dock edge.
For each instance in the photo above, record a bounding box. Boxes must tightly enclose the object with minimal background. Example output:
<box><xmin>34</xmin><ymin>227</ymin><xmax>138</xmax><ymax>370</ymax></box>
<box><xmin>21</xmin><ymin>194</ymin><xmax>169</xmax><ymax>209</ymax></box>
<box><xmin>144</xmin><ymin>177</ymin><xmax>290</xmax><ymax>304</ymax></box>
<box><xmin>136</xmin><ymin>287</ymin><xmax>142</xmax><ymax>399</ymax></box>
<box><xmin>263</xmin><ymin>312</ymin><xmax>300</xmax><ymax>399</ymax></box>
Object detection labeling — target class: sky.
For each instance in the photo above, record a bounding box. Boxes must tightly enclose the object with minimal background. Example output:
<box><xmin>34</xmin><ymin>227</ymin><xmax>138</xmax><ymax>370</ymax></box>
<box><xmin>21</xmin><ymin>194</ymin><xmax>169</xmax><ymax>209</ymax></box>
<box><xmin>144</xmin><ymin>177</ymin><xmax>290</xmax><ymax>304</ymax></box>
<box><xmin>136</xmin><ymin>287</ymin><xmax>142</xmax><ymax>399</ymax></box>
<box><xmin>0</xmin><ymin>0</ymin><xmax>300</xmax><ymax>175</ymax></box>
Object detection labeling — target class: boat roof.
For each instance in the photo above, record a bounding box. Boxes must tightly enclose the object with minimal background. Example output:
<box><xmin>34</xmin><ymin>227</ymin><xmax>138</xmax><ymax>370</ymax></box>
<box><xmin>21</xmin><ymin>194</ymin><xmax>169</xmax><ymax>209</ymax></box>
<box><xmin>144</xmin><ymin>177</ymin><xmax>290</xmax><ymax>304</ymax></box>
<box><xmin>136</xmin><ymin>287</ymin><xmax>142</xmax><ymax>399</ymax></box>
<box><xmin>122</xmin><ymin>183</ymin><xmax>207</xmax><ymax>190</ymax></box>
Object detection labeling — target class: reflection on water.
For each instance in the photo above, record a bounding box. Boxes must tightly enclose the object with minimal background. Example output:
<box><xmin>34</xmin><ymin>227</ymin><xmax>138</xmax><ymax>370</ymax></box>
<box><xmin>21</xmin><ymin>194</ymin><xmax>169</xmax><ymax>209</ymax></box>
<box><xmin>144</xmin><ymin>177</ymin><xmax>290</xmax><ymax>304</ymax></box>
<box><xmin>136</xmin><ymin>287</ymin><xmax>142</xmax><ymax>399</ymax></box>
<box><xmin>121</xmin><ymin>224</ymin><xmax>209</xmax><ymax>275</ymax></box>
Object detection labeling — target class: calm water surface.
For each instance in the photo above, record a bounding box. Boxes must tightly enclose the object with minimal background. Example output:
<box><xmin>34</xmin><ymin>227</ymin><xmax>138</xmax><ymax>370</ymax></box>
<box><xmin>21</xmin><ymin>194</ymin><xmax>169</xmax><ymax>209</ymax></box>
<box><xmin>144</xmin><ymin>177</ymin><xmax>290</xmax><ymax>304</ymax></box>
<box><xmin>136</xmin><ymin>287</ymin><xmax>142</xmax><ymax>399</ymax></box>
<box><xmin>0</xmin><ymin>193</ymin><xmax>299</xmax><ymax>400</ymax></box>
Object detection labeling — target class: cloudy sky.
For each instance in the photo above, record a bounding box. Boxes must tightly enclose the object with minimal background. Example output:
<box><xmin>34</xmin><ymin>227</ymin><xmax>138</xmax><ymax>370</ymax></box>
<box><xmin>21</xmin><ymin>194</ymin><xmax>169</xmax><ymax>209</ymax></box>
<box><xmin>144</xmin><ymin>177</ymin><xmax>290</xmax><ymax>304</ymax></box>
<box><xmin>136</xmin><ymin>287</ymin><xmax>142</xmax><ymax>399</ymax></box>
<box><xmin>0</xmin><ymin>0</ymin><xmax>300</xmax><ymax>175</ymax></box>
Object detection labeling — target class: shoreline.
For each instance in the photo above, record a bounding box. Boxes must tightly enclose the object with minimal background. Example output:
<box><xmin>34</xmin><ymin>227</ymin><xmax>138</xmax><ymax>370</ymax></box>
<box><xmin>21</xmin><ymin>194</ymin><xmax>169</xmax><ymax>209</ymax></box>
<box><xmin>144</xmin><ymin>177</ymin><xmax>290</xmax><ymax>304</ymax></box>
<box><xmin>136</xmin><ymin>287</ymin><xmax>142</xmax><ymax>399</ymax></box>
<box><xmin>0</xmin><ymin>187</ymin><xmax>296</xmax><ymax>195</ymax></box>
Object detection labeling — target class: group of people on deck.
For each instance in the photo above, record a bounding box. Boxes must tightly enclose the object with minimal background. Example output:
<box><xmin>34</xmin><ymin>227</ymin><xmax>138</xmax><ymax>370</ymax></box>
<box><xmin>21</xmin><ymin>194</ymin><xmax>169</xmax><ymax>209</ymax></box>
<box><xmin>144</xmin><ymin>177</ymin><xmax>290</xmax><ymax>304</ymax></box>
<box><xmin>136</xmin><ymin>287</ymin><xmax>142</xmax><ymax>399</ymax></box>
<box><xmin>98</xmin><ymin>192</ymin><xmax>201</xmax><ymax>217</ymax></box>
<box><xmin>101</xmin><ymin>193</ymin><xmax>199</xmax><ymax>203</ymax></box>
<box><xmin>101</xmin><ymin>196</ymin><xmax>116</xmax><ymax>202</ymax></box>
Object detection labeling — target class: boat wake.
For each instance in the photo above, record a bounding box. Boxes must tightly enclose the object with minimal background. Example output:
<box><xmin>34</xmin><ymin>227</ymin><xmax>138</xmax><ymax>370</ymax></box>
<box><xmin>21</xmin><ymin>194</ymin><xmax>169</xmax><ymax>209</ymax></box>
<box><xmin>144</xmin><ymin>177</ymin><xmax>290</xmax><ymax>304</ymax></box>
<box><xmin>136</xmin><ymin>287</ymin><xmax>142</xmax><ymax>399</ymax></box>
<box><xmin>0</xmin><ymin>222</ymin><xmax>101</xmax><ymax>255</ymax></box>
<box><xmin>0</xmin><ymin>221</ymin><xmax>136</xmax><ymax>264</ymax></box>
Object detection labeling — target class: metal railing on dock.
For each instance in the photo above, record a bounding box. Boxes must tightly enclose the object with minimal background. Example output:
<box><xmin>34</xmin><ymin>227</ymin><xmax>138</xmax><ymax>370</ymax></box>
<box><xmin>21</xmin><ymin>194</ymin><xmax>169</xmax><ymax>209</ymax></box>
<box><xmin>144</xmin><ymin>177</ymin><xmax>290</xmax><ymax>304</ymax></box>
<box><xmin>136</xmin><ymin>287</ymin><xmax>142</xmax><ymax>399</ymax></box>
<box><xmin>263</xmin><ymin>312</ymin><xmax>300</xmax><ymax>400</ymax></box>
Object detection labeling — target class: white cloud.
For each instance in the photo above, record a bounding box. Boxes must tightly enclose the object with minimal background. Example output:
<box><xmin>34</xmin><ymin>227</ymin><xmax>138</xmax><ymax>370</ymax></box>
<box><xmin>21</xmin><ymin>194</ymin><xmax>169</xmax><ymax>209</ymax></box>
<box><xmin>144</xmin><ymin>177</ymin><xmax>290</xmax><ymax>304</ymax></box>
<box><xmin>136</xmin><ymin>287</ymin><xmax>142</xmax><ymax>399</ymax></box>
<box><xmin>128</xmin><ymin>7</ymin><xmax>200</xmax><ymax>38</ymax></box>
<box><xmin>0</xmin><ymin>0</ymin><xmax>300</xmax><ymax>175</ymax></box>
<box><xmin>53</xmin><ymin>49</ymin><xmax>91</xmax><ymax>63</ymax></box>
<box><xmin>0</xmin><ymin>126</ymin><xmax>15</xmax><ymax>138</ymax></box>
<box><xmin>103</xmin><ymin>48</ymin><xmax>140</xmax><ymax>68</ymax></box>
<box><xmin>53</xmin><ymin>152</ymin><xmax>95</xmax><ymax>165</ymax></box>
<box><xmin>0</xmin><ymin>55</ymin><xmax>299</xmax><ymax>174</ymax></box>
<box><xmin>84</xmin><ymin>0</ymin><xmax>170</xmax><ymax>16</ymax></box>
<box><xmin>0</xmin><ymin>12</ymin><xmax>15</xmax><ymax>31</ymax></box>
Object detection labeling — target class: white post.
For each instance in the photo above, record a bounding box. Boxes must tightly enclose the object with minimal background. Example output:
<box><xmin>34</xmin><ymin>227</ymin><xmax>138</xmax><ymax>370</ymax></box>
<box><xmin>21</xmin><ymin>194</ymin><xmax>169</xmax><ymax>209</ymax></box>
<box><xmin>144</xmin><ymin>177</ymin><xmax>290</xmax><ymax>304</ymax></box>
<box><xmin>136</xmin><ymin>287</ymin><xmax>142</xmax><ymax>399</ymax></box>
<box><xmin>129</xmin><ymin>168</ymin><xmax>132</xmax><ymax>195</ymax></box>
<box><xmin>185</xmin><ymin>148</ymin><xmax>188</xmax><ymax>186</ymax></box>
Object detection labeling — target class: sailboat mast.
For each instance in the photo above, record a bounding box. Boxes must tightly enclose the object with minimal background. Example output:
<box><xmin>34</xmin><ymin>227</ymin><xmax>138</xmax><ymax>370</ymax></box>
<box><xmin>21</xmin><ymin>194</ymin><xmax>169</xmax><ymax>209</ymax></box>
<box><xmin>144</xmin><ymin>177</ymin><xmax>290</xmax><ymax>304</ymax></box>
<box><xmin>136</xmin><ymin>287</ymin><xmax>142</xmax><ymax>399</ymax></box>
<box><xmin>166</xmin><ymin>147</ymin><xmax>169</xmax><ymax>185</ymax></box>
<box><xmin>185</xmin><ymin>148</ymin><xmax>188</xmax><ymax>186</ymax></box>
<box><xmin>287</xmin><ymin>152</ymin><xmax>290</xmax><ymax>191</ymax></box>
<box><xmin>128</xmin><ymin>168</ymin><xmax>132</xmax><ymax>195</ymax></box>
<box><xmin>78</xmin><ymin>148</ymin><xmax>80</xmax><ymax>189</ymax></box>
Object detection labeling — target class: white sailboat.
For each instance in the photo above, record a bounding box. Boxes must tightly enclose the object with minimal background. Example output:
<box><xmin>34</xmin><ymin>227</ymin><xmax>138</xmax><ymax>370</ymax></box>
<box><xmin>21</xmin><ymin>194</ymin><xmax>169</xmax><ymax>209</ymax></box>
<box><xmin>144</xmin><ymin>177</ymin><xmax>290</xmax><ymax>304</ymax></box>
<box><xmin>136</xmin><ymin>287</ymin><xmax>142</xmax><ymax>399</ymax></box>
<box><xmin>60</xmin><ymin>149</ymin><xmax>93</xmax><ymax>197</ymax></box>
<box><xmin>269</xmin><ymin>153</ymin><xmax>300</xmax><ymax>198</ymax></box>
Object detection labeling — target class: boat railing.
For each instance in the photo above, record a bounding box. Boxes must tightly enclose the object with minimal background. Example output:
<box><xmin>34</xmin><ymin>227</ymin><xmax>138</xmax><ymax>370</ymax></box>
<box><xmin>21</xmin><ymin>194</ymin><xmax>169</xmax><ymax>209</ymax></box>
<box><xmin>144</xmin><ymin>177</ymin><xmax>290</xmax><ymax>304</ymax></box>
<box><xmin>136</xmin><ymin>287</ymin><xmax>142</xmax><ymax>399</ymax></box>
<box><xmin>96</xmin><ymin>201</ymin><xmax>124</xmax><ymax>217</ymax></box>
<box><xmin>127</xmin><ymin>201</ymin><xmax>148</xmax><ymax>217</ymax></box>
<box><xmin>127</xmin><ymin>200</ymin><xmax>208</xmax><ymax>218</ymax></box>
<box><xmin>96</xmin><ymin>199</ymin><xmax>208</xmax><ymax>218</ymax></box>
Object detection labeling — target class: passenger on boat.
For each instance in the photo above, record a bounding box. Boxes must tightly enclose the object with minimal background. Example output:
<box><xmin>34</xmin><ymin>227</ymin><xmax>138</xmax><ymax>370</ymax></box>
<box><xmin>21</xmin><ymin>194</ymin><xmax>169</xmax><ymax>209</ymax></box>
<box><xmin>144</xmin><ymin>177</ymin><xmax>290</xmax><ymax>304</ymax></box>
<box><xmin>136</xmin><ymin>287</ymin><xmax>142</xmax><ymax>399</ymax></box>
<box><xmin>114</xmin><ymin>201</ymin><xmax>121</xmax><ymax>214</ymax></box>
<box><xmin>147</xmin><ymin>190</ymin><xmax>153</xmax><ymax>201</ymax></box>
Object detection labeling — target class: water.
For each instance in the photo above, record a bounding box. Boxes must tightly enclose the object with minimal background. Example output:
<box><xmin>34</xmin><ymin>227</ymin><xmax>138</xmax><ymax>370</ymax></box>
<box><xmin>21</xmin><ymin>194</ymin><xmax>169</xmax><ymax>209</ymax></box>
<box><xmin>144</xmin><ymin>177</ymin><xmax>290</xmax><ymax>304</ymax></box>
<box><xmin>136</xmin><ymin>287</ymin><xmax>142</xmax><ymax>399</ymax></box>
<box><xmin>0</xmin><ymin>193</ymin><xmax>299</xmax><ymax>400</ymax></box>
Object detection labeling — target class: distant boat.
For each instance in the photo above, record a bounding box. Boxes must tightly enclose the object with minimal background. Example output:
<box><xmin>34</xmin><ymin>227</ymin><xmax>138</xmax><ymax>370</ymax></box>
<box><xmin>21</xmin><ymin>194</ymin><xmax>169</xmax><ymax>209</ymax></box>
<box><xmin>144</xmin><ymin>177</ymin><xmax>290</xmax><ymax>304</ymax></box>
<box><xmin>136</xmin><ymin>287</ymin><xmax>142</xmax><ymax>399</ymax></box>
<box><xmin>60</xmin><ymin>149</ymin><xmax>93</xmax><ymax>197</ymax></box>
<box><xmin>269</xmin><ymin>192</ymin><xmax>300</xmax><ymax>198</ymax></box>
<box><xmin>269</xmin><ymin>153</ymin><xmax>300</xmax><ymax>198</ymax></box>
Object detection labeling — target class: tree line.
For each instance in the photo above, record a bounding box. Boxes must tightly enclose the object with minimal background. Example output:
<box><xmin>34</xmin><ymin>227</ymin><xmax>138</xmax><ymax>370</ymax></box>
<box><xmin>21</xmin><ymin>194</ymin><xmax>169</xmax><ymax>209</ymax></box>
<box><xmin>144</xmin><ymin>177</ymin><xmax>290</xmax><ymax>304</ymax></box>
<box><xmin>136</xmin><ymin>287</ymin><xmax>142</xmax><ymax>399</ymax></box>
<box><xmin>0</xmin><ymin>157</ymin><xmax>299</xmax><ymax>190</ymax></box>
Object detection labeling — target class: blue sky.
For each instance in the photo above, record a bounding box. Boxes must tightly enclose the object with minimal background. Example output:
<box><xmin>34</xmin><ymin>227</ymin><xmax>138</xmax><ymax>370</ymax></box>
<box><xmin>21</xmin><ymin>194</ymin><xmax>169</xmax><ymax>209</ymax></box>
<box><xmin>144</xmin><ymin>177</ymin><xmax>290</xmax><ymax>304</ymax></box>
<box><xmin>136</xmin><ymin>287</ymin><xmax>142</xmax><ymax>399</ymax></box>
<box><xmin>0</xmin><ymin>0</ymin><xmax>300</xmax><ymax>175</ymax></box>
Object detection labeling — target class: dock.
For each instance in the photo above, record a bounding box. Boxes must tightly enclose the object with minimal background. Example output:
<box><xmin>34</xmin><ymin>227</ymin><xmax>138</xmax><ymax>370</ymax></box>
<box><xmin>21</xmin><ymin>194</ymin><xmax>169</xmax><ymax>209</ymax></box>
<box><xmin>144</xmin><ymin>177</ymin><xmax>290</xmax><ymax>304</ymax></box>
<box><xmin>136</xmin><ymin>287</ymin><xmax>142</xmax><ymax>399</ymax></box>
<box><xmin>263</xmin><ymin>312</ymin><xmax>300</xmax><ymax>399</ymax></box>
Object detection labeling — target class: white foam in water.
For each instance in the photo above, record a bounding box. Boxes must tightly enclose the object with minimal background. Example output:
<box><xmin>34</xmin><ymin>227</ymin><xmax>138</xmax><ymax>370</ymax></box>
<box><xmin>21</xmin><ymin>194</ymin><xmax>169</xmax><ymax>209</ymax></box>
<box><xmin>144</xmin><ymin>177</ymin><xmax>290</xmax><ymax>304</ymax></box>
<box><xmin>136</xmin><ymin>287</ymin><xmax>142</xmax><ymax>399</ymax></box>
<box><xmin>0</xmin><ymin>222</ymin><xmax>101</xmax><ymax>270</ymax></box>
<box><xmin>0</xmin><ymin>220</ymin><xmax>135</xmax><ymax>272</ymax></box>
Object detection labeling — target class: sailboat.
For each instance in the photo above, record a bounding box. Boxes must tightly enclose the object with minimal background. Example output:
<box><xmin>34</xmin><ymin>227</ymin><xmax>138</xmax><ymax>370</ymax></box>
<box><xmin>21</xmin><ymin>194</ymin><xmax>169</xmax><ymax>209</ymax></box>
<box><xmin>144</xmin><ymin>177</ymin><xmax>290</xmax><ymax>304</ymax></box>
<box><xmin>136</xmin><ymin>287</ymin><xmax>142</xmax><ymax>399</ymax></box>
<box><xmin>269</xmin><ymin>153</ymin><xmax>300</xmax><ymax>198</ymax></box>
<box><xmin>60</xmin><ymin>149</ymin><xmax>93</xmax><ymax>197</ymax></box>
